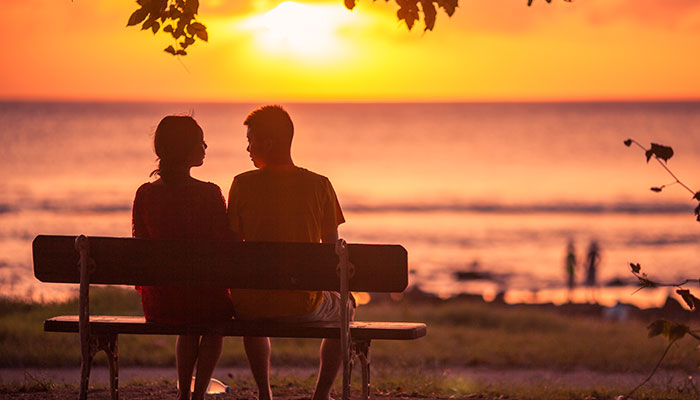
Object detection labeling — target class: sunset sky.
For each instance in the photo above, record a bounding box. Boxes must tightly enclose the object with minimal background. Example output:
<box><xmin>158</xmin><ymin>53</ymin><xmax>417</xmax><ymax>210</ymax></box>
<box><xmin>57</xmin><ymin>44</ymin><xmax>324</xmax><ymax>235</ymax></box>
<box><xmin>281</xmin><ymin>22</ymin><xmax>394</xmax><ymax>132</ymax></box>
<box><xmin>2</xmin><ymin>0</ymin><xmax>700</xmax><ymax>102</ymax></box>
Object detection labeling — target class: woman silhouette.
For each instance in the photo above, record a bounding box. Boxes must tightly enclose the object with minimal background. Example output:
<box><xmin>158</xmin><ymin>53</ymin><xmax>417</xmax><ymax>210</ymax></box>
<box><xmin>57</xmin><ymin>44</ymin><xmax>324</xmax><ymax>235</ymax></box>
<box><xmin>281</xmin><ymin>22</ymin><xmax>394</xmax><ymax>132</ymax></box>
<box><xmin>132</xmin><ymin>115</ymin><xmax>233</xmax><ymax>400</ymax></box>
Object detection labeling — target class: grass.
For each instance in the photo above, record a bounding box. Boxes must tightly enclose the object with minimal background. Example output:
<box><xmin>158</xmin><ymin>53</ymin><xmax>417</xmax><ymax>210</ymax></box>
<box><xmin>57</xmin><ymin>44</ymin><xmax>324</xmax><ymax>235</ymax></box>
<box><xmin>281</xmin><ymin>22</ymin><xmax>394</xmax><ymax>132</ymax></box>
<box><xmin>1</xmin><ymin>286</ymin><xmax>699</xmax><ymax>373</ymax></box>
<box><xmin>1</xmin><ymin>372</ymin><xmax>698</xmax><ymax>399</ymax></box>
<box><xmin>0</xmin><ymin>371</ymin><xmax>73</xmax><ymax>394</ymax></box>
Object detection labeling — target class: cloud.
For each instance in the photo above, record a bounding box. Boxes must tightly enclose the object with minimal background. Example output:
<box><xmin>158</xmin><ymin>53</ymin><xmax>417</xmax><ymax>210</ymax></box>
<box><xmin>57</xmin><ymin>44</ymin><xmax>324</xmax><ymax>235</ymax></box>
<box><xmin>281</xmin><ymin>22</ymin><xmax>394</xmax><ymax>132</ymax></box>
<box><xmin>587</xmin><ymin>0</ymin><xmax>700</xmax><ymax>29</ymax></box>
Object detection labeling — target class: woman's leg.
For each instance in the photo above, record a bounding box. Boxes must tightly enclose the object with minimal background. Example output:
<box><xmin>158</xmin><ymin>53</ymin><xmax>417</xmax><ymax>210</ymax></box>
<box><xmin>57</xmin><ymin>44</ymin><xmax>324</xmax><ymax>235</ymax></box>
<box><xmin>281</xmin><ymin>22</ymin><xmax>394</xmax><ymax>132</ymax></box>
<box><xmin>191</xmin><ymin>335</ymin><xmax>224</xmax><ymax>400</ymax></box>
<box><xmin>243</xmin><ymin>336</ymin><xmax>273</xmax><ymax>400</ymax></box>
<box><xmin>176</xmin><ymin>334</ymin><xmax>200</xmax><ymax>400</ymax></box>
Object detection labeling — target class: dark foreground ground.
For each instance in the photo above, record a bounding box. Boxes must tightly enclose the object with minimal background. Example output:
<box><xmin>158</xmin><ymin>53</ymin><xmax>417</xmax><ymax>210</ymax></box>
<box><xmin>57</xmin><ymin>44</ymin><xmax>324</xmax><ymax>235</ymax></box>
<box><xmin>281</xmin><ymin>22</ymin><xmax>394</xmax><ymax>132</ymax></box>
<box><xmin>2</xmin><ymin>366</ymin><xmax>698</xmax><ymax>400</ymax></box>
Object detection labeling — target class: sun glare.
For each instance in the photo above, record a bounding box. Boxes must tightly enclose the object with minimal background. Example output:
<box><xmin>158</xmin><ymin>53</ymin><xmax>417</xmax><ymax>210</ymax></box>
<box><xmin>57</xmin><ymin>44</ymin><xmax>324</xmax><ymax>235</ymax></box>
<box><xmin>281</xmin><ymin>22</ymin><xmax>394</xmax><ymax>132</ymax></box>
<box><xmin>243</xmin><ymin>1</ymin><xmax>356</xmax><ymax>59</ymax></box>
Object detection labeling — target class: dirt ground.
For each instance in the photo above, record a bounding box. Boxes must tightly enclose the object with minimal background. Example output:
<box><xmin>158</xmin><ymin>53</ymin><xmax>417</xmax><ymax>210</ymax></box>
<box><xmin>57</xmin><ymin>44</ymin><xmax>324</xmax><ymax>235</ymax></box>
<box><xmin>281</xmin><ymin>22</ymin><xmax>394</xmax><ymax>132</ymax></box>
<box><xmin>2</xmin><ymin>366</ymin><xmax>697</xmax><ymax>400</ymax></box>
<box><xmin>0</xmin><ymin>385</ymin><xmax>483</xmax><ymax>400</ymax></box>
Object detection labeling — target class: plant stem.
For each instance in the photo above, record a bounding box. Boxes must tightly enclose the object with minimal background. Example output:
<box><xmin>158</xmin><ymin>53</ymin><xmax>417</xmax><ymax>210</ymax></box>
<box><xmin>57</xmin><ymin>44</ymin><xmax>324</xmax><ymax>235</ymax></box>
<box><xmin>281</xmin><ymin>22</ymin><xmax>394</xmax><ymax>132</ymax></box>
<box><xmin>653</xmin><ymin>157</ymin><xmax>696</xmax><ymax>196</ymax></box>
<box><xmin>628</xmin><ymin>138</ymin><xmax>696</xmax><ymax>196</ymax></box>
<box><xmin>626</xmin><ymin>338</ymin><xmax>678</xmax><ymax>398</ymax></box>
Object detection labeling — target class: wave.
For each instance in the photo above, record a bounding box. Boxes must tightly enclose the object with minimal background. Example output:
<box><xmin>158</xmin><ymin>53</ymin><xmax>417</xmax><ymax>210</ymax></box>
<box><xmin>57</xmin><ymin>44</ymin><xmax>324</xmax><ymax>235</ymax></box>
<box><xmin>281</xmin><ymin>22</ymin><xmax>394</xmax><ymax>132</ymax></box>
<box><xmin>0</xmin><ymin>198</ymin><xmax>695</xmax><ymax>216</ymax></box>
<box><xmin>343</xmin><ymin>201</ymin><xmax>696</xmax><ymax>215</ymax></box>
<box><xmin>0</xmin><ymin>200</ymin><xmax>131</xmax><ymax>215</ymax></box>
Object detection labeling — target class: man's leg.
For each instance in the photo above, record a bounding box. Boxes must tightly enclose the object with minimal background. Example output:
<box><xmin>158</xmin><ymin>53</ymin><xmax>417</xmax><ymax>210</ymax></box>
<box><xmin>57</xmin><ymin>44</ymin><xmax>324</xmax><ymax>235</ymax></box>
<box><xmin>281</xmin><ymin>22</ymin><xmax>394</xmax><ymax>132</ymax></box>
<box><xmin>243</xmin><ymin>336</ymin><xmax>273</xmax><ymax>400</ymax></box>
<box><xmin>312</xmin><ymin>338</ymin><xmax>342</xmax><ymax>400</ymax></box>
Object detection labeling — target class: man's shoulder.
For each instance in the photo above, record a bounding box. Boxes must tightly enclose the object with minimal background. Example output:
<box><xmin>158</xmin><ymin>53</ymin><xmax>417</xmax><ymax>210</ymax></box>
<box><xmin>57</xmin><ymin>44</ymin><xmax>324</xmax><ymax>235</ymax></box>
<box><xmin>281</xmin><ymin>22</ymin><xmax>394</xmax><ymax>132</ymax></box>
<box><xmin>294</xmin><ymin>167</ymin><xmax>330</xmax><ymax>183</ymax></box>
<box><xmin>233</xmin><ymin>167</ymin><xmax>330</xmax><ymax>183</ymax></box>
<box><xmin>232</xmin><ymin>169</ymin><xmax>264</xmax><ymax>184</ymax></box>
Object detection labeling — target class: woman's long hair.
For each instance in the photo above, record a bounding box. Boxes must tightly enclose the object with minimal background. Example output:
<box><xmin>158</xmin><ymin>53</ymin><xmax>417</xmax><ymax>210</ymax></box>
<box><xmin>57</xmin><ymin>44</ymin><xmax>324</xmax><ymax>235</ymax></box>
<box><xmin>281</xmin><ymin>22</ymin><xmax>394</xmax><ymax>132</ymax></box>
<box><xmin>150</xmin><ymin>115</ymin><xmax>204</xmax><ymax>184</ymax></box>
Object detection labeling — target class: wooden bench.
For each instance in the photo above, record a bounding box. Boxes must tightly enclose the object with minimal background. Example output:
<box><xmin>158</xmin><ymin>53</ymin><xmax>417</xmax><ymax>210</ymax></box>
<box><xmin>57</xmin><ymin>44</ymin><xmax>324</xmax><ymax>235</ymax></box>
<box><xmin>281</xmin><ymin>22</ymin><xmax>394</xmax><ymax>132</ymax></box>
<box><xmin>33</xmin><ymin>235</ymin><xmax>426</xmax><ymax>400</ymax></box>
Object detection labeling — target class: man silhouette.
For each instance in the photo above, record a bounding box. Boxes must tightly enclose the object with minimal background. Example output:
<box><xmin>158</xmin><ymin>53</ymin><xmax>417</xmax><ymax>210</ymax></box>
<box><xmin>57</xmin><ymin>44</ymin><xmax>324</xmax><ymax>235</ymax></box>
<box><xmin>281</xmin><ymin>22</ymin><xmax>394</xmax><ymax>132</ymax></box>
<box><xmin>227</xmin><ymin>105</ymin><xmax>349</xmax><ymax>400</ymax></box>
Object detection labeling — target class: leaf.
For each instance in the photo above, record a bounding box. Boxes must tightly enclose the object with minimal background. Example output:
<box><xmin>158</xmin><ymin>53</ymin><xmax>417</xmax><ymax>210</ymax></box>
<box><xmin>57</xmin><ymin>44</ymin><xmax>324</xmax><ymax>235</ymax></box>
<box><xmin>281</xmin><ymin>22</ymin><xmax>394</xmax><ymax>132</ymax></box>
<box><xmin>695</xmin><ymin>203</ymin><xmax>700</xmax><ymax>222</ymax></box>
<box><xmin>163</xmin><ymin>25</ymin><xmax>173</xmax><ymax>33</ymax></box>
<box><xmin>184</xmin><ymin>0</ymin><xmax>200</xmax><ymax>15</ymax></box>
<box><xmin>151</xmin><ymin>21</ymin><xmax>160</xmax><ymax>34</ymax></box>
<box><xmin>676</xmin><ymin>289</ymin><xmax>700</xmax><ymax>310</ymax></box>
<box><xmin>648</xmin><ymin>319</ymin><xmax>689</xmax><ymax>341</ymax></box>
<box><xmin>647</xmin><ymin>319</ymin><xmax>666</xmax><ymax>338</ymax></box>
<box><xmin>437</xmin><ymin>0</ymin><xmax>457</xmax><ymax>16</ymax></box>
<box><xmin>345</xmin><ymin>0</ymin><xmax>357</xmax><ymax>10</ymax></box>
<box><xmin>176</xmin><ymin>49</ymin><xmax>187</xmax><ymax>55</ymax></box>
<box><xmin>624</xmin><ymin>139</ymin><xmax>632</xmax><ymax>147</ymax></box>
<box><xmin>185</xmin><ymin>36</ymin><xmax>195</xmax><ymax>45</ymax></box>
<box><xmin>397</xmin><ymin>2</ymin><xmax>419</xmax><ymax>31</ymax></box>
<box><xmin>142</xmin><ymin>18</ymin><xmax>154</xmax><ymax>31</ymax></box>
<box><xmin>650</xmin><ymin>187</ymin><xmax>663</xmax><ymax>192</ymax></box>
<box><xmin>645</xmin><ymin>143</ymin><xmax>674</xmax><ymax>163</ymax></box>
<box><xmin>421</xmin><ymin>0</ymin><xmax>437</xmax><ymax>31</ymax></box>
<box><xmin>127</xmin><ymin>7</ymin><xmax>149</xmax><ymax>26</ymax></box>
<box><xmin>693</xmin><ymin>192</ymin><xmax>700</xmax><ymax>201</ymax></box>
<box><xmin>527</xmin><ymin>0</ymin><xmax>533</xmax><ymax>5</ymax></box>
<box><xmin>169</xmin><ymin>7</ymin><xmax>182</xmax><ymax>19</ymax></box>
<box><xmin>194</xmin><ymin>27</ymin><xmax>208</xmax><ymax>41</ymax></box>
<box><xmin>667</xmin><ymin>323</ymin><xmax>689</xmax><ymax>341</ymax></box>
<box><xmin>630</xmin><ymin>263</ymin><xmax>641</xmax><ymax>274</ymax></box>
<box><xmin>164</xmin><ymin>45</ymin><xmax>176</xmax><ymax>55</ymax></box>
<box><xmin>188</xmin><ymin>22</ymin><xmax>206</xmax><ymax>32</ymax></box>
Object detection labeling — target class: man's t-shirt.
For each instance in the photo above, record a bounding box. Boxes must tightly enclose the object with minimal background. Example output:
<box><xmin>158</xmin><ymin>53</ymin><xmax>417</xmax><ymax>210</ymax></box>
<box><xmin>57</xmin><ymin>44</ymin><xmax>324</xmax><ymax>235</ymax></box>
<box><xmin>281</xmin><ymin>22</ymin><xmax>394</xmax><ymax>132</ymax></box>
<box><xmin>227</xmin><ymin>166</ymin><xmax>345</xmax><ymax>318</ymax></box>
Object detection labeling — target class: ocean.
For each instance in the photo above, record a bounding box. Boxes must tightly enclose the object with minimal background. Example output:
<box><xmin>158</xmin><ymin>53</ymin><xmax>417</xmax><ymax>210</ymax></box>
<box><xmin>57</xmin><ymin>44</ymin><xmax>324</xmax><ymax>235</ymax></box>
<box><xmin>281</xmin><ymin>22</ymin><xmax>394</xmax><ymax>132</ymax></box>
<box><xmin>1</xmin><ymin>101</ymin><xmax>699</xmax><ymax>307</ymax></box>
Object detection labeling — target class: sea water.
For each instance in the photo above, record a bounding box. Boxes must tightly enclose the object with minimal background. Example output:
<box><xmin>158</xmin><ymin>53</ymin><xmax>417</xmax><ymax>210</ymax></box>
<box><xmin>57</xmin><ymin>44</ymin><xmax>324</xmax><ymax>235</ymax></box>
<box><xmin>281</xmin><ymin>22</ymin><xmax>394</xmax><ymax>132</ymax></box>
<box><xmin>1</xmin><ymin>101</ymin><xmax>699</xmax><ymax>307</ymax></box>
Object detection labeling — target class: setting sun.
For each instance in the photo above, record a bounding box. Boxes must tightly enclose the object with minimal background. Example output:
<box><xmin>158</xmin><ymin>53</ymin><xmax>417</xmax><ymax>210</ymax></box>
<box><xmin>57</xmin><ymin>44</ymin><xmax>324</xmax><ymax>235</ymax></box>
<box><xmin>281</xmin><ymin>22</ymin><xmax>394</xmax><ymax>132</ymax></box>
<box><xmin>241</xmin><ymin>1</ymin><xmax>356</xmax><ymax>59</ymax></box>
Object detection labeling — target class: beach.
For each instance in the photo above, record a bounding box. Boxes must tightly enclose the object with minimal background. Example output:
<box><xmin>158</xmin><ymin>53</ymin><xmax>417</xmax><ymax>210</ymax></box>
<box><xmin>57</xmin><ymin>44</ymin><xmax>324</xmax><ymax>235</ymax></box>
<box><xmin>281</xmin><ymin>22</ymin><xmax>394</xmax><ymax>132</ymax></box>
<box><xmin>2</xmin><ymin>287</ymin><xmax>700</xmax><ymax>399</ymax></box>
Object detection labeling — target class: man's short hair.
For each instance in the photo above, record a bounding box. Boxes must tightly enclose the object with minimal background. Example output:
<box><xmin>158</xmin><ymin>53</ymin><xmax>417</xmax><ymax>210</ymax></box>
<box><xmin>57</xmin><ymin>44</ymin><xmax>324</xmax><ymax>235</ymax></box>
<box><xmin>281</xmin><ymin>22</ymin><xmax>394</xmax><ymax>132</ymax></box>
<box><xmin>244</xmin><ymin>105</ymin><xmax>294</xmax><ymax>145</ymax></box>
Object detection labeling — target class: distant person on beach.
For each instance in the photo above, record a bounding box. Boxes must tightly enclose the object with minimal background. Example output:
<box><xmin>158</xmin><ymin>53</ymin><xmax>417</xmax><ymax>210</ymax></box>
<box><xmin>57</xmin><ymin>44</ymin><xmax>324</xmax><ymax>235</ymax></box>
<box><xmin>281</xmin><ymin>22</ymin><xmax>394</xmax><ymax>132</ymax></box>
<box><xmin>227</xmin><ymin>105</ymin><xmax>349</xmax><ymax>400</ymax></box>
<box><xmin>565</xmin><ymin>239</ymin><xmax>577</xmax><ymax>302</ymax></box>
<box><xmin>584</xmin><ymin>240</ymin><xmax>601</xmax><ymax>303</ymax></box>
<box><xmin>132</xmin><ymin>115</ymin><xmax>233</xmax><ymax>400</ymax></box>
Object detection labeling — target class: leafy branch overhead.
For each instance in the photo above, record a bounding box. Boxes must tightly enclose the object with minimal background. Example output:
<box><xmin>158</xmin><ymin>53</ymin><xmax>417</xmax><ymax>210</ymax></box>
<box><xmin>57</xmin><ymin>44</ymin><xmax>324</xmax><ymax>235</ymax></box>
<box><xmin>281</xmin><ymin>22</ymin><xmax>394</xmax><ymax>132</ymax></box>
<box><xmin>129</xmin><ymin>0</ymin><xmax>573</xmax><ymax>55</ymax></box>
<box><xmin>127</xmin><ymin>0</ymin><xmax>208</xmax><ymax>56</ymax></box>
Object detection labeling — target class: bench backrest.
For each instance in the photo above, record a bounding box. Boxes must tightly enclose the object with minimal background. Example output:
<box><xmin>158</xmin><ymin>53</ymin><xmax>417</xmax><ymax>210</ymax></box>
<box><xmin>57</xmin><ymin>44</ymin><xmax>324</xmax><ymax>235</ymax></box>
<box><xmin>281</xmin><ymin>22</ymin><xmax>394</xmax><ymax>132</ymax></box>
<box><xmin>33</xmin><ymin>235</ymin><xmax>408</xmax><ymax>292</ymax></box>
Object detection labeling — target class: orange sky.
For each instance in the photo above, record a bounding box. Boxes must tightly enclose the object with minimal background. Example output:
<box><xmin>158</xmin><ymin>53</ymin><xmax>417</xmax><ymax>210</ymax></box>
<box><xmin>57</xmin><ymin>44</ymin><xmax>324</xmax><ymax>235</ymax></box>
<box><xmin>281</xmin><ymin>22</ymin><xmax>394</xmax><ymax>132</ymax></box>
<box><xmin>2</xmin><ymin>0</ymin><xmax>700</xmax><ymax>102</ymax></box>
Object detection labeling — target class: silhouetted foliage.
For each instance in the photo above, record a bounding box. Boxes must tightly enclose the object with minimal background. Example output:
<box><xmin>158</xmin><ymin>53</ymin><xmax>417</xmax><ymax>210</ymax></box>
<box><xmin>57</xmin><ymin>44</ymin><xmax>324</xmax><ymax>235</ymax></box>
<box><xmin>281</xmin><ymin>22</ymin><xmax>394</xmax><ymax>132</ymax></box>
<box><xmin>624</xmin><ymin>140</ymin><xmax>700</xmax><ymax>398</ymax></box>
<box><xmin>645</xmin><ymin>143</ymin><xmax>673</xmax><ymax>163</ymax></box>
<box><xmin>127</xmin><ymin>0</ymin><xmax>208</xmax><ymax>56</ymax></box>
<box><xmin>624</xmin><ymin>139</ymin><xmax>699</xmax><ymax>220</ymax></box>
<box><xmin>128</xmin><ymin>0</ymin><xmax>574</xmax><ymax>55</ymax></box>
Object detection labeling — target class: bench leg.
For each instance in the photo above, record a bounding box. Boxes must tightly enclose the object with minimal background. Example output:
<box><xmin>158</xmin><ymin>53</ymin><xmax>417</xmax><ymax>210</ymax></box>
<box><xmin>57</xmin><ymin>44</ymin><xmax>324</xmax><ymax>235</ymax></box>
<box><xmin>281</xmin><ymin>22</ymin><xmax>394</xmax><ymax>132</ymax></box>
<box><xmin>97</xmin><ymin>334</ymin><xmax>119</xmax><ymax>400</ymax></box>
<box><xmin>79</xmin><ymin>335</ymin><xmax>100</xmax><ymax>400</ymax></box>
<box><xmin>342</xmin><ymin>349</ymin><xmax>354</xmax><ymax>400</ymax></box>
<box><xmin>354</xmin><ymin>340</ymin><xmax>371</xmax><ymax>400</ymax></box>
<box><xmin>79</xmin><ymin>351</ymin><xmax>94</xmax><ymax>400</ymax></box>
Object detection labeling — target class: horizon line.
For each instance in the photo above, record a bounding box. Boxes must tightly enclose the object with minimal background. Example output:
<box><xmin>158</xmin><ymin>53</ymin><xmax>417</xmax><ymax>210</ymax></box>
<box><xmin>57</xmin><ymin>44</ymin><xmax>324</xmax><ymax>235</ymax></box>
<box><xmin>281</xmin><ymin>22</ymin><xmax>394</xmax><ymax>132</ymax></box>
<box><xmin>3</xmin><ymin>97</ymin><xmax>700</xmax><ymax>105</ymax></box>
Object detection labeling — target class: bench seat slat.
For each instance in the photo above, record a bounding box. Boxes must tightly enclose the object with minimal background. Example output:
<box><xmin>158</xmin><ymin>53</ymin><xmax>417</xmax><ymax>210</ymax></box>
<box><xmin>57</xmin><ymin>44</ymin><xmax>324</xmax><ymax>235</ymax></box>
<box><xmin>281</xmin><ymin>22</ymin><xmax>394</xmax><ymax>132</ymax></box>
<box><xmin>44</xmin><ymin>315</ymin><xmax>427</xmax><ymax>341</ymax></box>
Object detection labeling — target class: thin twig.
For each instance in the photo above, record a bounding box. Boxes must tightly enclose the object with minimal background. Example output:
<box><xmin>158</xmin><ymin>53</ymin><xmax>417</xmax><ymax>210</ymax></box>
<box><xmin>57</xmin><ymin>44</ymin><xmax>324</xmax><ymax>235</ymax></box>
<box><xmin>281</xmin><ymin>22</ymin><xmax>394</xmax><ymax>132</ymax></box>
<box><xmin>628</xmin><ymin>138</ymin><xmax>696</xmax><ymax>196</ymax></box>
<box><xmin>653</xmin><ymin>157</ymin><xmax>696</xmax><ymax>196</ymax></box>
<box><xmin>627</xmin><ymin>338</ymin><xmax>678</xmax><ymax>398</ymax></box>
<box><xmin>631</xmin><ymin>273</ymin><xmax>695</xmax><ymax>289</ymax></box>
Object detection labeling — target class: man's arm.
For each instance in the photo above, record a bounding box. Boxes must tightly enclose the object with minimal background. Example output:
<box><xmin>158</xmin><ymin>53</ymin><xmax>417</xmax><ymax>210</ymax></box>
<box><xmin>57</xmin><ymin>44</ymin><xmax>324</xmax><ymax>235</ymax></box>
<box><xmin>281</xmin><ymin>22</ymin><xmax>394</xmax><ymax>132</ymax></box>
<box><xmin>321</xmin><ymin>229</ymin><xmax>338</xmax><ymax>244</ymax></box>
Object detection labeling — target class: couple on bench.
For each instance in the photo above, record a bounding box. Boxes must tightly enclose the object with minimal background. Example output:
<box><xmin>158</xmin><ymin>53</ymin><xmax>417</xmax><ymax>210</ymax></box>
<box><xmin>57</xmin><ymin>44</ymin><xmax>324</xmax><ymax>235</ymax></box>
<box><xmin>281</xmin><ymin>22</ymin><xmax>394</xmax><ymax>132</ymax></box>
<box><xmin>132</xmin><ymin>105</ymin><xmax>352</xmax><ymax>400</ymax></box>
